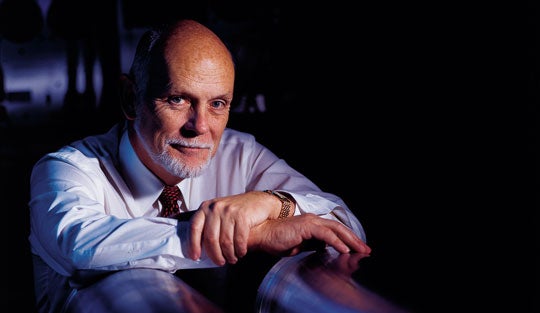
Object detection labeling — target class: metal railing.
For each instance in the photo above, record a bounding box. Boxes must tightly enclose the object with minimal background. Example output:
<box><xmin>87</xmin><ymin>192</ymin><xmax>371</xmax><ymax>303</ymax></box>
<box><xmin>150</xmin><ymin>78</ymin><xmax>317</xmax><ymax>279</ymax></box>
<box><xmin>256</xmin><ymin>248</ymin><xmax>409</xmax><ymax>313</ymax></box>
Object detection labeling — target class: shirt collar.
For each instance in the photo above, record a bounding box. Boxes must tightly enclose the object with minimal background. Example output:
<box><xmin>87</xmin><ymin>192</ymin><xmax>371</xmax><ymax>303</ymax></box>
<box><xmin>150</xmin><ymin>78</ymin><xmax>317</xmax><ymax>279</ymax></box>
<box><xmin>119</xmin><ymin>129</ymin><xmax>163</xmax><ymax>211</ymax></box>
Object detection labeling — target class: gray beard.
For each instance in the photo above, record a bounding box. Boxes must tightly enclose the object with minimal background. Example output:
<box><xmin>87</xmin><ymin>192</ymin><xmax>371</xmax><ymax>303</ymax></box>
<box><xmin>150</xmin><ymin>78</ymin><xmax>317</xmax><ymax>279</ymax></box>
<box><xmin>152</xmin><ymin>149</ymin><xmax>211</xmax><ymax>179</ymax></box>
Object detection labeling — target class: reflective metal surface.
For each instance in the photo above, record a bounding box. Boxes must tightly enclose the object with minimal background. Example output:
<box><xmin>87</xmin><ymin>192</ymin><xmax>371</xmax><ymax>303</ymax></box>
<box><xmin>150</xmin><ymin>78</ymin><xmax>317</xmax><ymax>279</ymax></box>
<box><xmin>256</xmin><ymin>248</ymin><xmax>409</xmax><ymax>313</ymax></box>
<box><xmin>64</xmin><ymin>268</ymin><xmax>224</xmax><ymax>313</ymax></box>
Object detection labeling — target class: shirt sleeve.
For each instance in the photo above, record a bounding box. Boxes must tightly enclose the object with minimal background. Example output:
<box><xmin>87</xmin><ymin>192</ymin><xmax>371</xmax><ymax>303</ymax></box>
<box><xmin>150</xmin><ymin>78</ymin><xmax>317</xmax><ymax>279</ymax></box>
<box><xmin>228</xmin><ymin>133</ymin><xmax>367</xmax><ymax>242</ymax></box>
<box><xmin>28</xmin><ymin>150</ymin><xmax>217</xmax><ymax>277</ymax></box>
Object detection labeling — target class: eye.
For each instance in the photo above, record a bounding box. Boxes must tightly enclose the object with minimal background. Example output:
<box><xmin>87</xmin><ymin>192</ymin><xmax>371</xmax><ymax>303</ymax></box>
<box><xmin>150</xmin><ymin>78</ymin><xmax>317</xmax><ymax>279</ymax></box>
<box><xmin>210</xmin><ymin>100</ymin><xmax>230</xmax><ymax>115</ymax></box>
<box><xmin>210</xmin><ymin>100</ymin><xmax>227</xmax><ymax>110</ymax></box>
<box><xmin>167</xmin><ymin>95</ymin><xmax>187</xmax><ymax>106</ymax></box>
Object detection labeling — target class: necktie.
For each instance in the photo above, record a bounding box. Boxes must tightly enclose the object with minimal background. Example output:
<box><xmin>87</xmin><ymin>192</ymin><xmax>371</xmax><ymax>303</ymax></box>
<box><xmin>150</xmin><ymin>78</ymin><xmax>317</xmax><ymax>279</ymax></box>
<box><xmin>158</xmin><ymin>185</ymin><xmax>186</xmax><ymax>218</ymax></box>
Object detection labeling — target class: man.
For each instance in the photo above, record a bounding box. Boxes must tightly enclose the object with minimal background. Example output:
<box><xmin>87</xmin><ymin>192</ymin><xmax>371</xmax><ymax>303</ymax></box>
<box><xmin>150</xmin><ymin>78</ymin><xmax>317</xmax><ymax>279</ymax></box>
<box><xmin>29</xmin><ymin>19</ymin><xmax>371</xmax><ymax>312</ymax></box>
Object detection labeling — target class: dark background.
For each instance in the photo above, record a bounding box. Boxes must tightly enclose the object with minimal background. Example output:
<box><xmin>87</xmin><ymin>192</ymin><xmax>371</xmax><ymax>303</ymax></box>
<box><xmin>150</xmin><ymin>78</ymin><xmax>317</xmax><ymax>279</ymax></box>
<box><xmin>0</xmin><ymin>0</ymin><xmax>536</xmax><ymax>312</ymax></box>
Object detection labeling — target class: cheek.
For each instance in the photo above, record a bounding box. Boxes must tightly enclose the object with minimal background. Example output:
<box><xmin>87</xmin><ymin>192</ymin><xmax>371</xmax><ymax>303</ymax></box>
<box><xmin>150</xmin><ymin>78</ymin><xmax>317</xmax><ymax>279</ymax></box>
<box><xmin>210</xmin><ymin>113</ymin><xmax>229</xmax><ymax>129</ymax></box>
<box><xmin>151</xmin><ymin>109</ymin><xmax>185</xmax><ymax>134</ymax></box>
<box><xmin>134</xmin><ymin>115</ymin><xmax>168</xmax><ymax>150</ymax></box>
<box><xmin>210</xmin><ymin>112</ymin><xmax>228</xmax><ymax>124</ymax></box>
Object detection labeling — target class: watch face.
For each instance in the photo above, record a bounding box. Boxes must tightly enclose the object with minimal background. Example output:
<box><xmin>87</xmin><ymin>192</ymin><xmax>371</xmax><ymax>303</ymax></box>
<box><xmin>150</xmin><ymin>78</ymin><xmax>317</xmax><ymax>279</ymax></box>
<box><xmin>274</xmin><ymin>191</ymin><xmax>291</xmax><ymax>203</ymax></box>
<box><xmin>264</xmin><ymin>190</ymin><xmax>290</xmax><ymax>202</ymax></box>
<box><xmin>264</xmin><ymin>190</ymin><xmax>291</xmax><ymax>219</ymax></box>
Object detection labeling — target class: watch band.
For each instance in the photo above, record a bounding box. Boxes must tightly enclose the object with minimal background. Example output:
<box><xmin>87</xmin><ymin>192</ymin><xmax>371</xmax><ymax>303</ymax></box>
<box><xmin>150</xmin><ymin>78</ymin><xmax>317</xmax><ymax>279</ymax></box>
<box><xmin>263</xmin><ymin>190</ymin><xmax>292</xmax><ymax>219</ymax></box>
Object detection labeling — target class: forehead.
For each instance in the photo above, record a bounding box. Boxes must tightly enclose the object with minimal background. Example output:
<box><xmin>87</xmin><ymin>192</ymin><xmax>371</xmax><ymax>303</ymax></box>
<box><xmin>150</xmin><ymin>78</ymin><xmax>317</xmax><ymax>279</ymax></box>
<box><xmin>161</xmin><ymin>32</ymin><xmax>235</xmax><ymax>86</ymax></box>
<box><xmin>165</xmin><ymin>30</ymin><xmax>233</xmax><ymax>66</ymax></box>
<box><xmin>144</xmin><ymin>31</ymin><xmax>235</xmax><ymax>95</ymax></box>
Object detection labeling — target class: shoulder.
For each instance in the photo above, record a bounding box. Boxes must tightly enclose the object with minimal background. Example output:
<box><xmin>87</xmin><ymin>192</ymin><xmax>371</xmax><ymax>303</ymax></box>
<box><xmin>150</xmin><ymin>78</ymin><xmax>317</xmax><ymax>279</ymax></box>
<box><xmin>36</xmin><ymin>124</ymin><xmax>123</xmax><ymax>168</ymax></box>
<box><xmin>220</xmin><ymin>127</ymin><xmax>257</xmax><ymax>144</ymax></box>
<box><xmin>215</xmin><ymin>128</ymin><xmax>279</xmax><ymax>164</ymax></box>
<box><xmin>214</xmin><ymin>128</ymin><xmax>269</xmax><ymax>160</ymax></box>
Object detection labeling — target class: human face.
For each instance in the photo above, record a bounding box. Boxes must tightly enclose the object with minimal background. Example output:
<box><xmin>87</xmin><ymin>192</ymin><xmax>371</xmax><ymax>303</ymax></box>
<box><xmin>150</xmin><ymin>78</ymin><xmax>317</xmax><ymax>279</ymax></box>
<box><xmin>131</xmin><ymin>35</ymin><xmax>235</xmax><ymax>184</ymax></box>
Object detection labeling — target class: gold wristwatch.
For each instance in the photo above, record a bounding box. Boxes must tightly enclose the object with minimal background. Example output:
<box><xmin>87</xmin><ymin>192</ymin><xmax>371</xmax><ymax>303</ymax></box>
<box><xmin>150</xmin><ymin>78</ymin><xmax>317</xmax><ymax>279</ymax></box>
<box><xmin>263</xmin><ymin>190</ymin><xmax>292</xmax><ymax>219</ymax></box>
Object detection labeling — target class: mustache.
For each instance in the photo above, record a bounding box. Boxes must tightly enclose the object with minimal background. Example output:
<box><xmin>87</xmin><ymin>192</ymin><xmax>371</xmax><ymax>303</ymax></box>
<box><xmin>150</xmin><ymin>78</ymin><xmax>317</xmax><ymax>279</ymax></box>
<box><xmin>166</xmin><ymin>138</ymin><xmax>213</xmax><ymax>149</ymax></box>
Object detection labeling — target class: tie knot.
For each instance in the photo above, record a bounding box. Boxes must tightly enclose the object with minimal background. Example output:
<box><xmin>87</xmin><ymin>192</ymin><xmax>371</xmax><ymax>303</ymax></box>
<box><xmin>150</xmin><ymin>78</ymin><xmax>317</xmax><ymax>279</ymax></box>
<box><xmin>160</xmin><ymin>185</ymin><xmax>181</xmax><ymax>201</ymax></box>
<box><xmin>159</xmin><ymin>185</ymin><xmax>182</xmax><ymax>217</ymax></box>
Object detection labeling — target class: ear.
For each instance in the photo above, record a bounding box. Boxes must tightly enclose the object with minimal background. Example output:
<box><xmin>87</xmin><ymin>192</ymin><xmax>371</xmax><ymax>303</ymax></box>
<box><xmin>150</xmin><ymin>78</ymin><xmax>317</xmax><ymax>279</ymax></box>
<box><xmin>119</xmin><ymin>73</ymin><xmax>136</xmax><ymax>120</ymax></box>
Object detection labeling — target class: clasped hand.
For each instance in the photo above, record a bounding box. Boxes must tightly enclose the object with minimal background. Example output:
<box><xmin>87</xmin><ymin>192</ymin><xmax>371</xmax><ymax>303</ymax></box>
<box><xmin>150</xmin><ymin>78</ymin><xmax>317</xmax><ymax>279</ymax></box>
<box><xmin>187</xmin><ymin>191</ymin><xmax>371</xmax><ymax>266</ymax></box>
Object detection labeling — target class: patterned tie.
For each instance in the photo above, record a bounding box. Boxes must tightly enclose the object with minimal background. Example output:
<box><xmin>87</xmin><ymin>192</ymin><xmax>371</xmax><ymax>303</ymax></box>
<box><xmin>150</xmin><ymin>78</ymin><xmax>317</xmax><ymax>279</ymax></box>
<box><xmin>158</xmin><ymin>185</ymin><xmax>185</xmax><ymax>218</ymax></box>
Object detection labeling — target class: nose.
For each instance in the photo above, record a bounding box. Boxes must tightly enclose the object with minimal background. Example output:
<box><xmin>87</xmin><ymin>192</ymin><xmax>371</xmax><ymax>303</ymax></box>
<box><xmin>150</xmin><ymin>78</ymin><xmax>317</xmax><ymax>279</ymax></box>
<box><xmin>183</xmin><ymin>106</ymin><xmax>209</xmax><ymax>135</ymax></box>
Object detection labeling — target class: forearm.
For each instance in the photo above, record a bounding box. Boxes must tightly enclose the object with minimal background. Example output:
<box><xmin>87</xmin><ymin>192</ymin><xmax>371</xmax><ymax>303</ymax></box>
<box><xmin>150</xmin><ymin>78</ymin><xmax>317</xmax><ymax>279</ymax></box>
<box><xmin>30</xmin><ymin>195</ymin><xmax>216</xmax><ymax>276</ymax></box>
<box><xmin>284</xmin><ymin>191</ymin><xmax>367</xmax><ymax>242</ymax></box>
<box><xmin>246</xmin><ymin>144</ymin><xmax>366</xmax><ymax>239</ymax></box>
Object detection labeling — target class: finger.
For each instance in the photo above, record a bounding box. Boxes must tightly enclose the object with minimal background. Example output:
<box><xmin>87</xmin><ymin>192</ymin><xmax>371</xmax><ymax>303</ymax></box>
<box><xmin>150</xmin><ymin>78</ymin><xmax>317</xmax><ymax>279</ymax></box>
<box><xmin>233</xmin><ymin>220</ymin><xmax>249</xmax><ymax>259</ymax></box>
<box><xmin>329</xmin><ymin>222</ymin><xmax>372</xmax><ymax>254</ymax></box>
<box><xmin>219</xmin><ymin>218</ymin><xmax>237</xmax><ymax>264</ymax></box>
<box><xmin>288</xmin><ymin>246</ymin><xmax>302</xmax><ymax>256</ymax></box>
<box><xmin>188</xmin><ymin>211</ymin><xmax>205</xmax><ymax>260</ymax></box>
<box><xmin>313</xmin><ymin>228</ymin><xmax>351</xmax><ymax>254</ymax></box>
<box><xmin>309</xmin><ymin>221</ymin><xmax>363</xmax><ymax>254</ymax></box>
<box><xmin>338</xmin><ymin>227</ymin><xmax>372</xmax><ymax>254</ymax></box>
<box><xmin>202</xmin><ymin>213</ymin><xmax>226</xmax><ymax>266</ymax></box>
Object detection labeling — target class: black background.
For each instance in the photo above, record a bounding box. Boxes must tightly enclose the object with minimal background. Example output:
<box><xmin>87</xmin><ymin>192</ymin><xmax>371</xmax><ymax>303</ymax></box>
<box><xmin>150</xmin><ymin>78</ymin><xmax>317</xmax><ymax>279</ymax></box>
<box><xmin>0</xmin><ymin>1</ymin><xmax>536</xmax><ymax>312</ymax></box>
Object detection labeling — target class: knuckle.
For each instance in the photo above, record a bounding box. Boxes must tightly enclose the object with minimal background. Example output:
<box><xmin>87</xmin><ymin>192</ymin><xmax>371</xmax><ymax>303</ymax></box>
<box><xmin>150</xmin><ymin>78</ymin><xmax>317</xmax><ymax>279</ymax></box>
<box><xmin>189</xmin><ymin>220</ymin><xmax>201</xmax><ymax>232</ymax></box>
<box><xmin>205</xmin><ymin>235</ymin><xmax>220</xmax><ymax>246</ymax></box>
<box><xmin>219</xmin><ymin>237</ymin><xmax>233</xmax><ymax>247</ymax></box>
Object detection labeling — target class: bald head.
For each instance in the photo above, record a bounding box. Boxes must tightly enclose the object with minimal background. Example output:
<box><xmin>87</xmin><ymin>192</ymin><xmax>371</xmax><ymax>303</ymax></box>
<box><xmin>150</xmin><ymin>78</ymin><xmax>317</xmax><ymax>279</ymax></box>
<box><xmin>129</xmin><ymin>19</ymin><xmax>235</xmax><ymax>102</ymax></box>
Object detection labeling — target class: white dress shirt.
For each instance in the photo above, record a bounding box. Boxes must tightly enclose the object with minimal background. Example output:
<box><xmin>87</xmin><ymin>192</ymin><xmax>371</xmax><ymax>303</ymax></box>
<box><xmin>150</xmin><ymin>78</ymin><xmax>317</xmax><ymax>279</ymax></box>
<box><xmin>29</xmin><ymin>123</ymin><xmax>367</xmax><ymax>277</ymax></box>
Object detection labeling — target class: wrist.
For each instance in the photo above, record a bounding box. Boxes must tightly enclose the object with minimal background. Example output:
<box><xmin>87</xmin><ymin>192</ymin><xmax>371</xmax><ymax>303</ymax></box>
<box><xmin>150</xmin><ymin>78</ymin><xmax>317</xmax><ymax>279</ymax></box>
<box><xmin>263</xmin><ymin>190</ymin><xmax>293</xmax><ymax>219</ymax></box>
